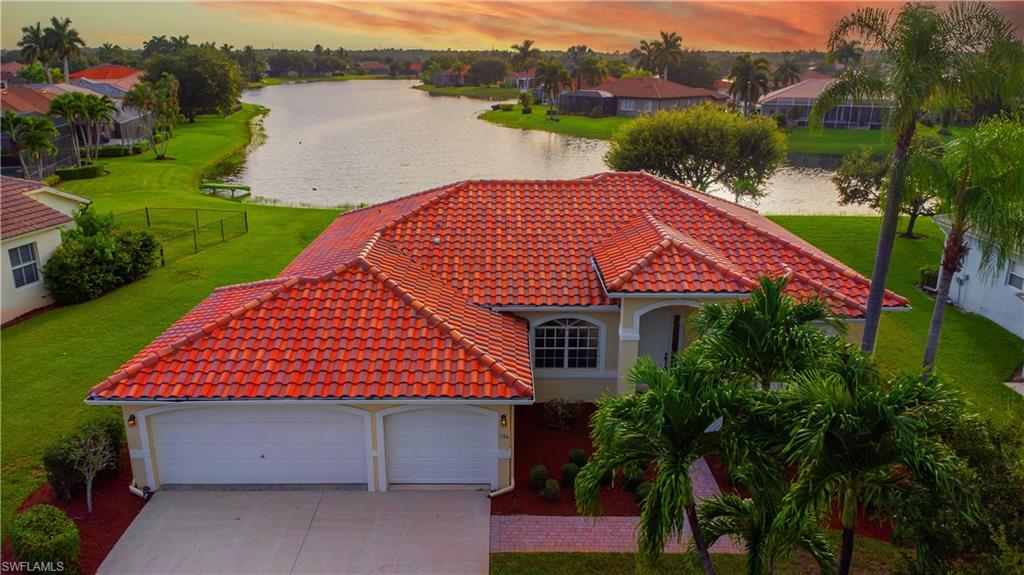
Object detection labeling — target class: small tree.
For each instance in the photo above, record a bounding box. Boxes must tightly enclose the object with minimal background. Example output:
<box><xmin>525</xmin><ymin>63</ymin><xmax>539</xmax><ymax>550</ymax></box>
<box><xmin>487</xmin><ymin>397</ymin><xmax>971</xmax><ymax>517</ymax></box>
<box><xmin>66</xmin><ymin>427</ymin><xmax>115</xmax><ymax>513</ymax></box>
<box><xmin>605</xmin><ymin>103</ymin><xmax>786</xmax><ymax>203</ymax></box>
<box><xmin>124</xmin><ymin>74</ymin><xmax>179</xmax><ymax>159</ymax></box>
<box><xmin>467</xmin><ymin>57</ymin><xmax>508</xmax><ymax>86</ymax></box>
<box><xmin>518</xmin><ymin>91</ymin><xmax>534</xmax><ymax>113</ymax></box>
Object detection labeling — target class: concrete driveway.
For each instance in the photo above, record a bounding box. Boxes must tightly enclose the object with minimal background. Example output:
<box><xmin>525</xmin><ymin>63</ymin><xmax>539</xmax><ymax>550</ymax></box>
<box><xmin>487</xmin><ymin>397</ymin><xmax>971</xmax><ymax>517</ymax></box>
<box><xmin>99</xmin><ymin>490</ymin><xmax>490</xmax><ymax>575</ymax></box>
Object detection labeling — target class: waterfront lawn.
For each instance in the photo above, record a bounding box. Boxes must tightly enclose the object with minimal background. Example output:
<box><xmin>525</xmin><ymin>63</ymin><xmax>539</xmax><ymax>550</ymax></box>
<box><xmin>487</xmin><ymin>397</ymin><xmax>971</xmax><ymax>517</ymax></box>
<box><xmin>771</xmin><ymin>215</ymin><xmax>1023</xmax><ymax>425</ymax></box>
<box><xmin>479</xmin><ymin>104</ymin><xmax>633</xmax><ymax>140</ymax></box>
<box><xmin>0</xmin><ymin>104</ymin><xmax>338</xmax><ymax>534</ymax></box>
<box><xmin>785</xmin><ymin>125</ymin><xmax>970</xmax><ymax>155</ymax></box>
<box><xmin>252</xmin><ymin>74</ymin><xmax>417</xmax><ymax>87</ymax></box>
<box><xmin>413</xmin><ymin>84</ymin><xmax>521</xmax><ymax>100</ymax></box>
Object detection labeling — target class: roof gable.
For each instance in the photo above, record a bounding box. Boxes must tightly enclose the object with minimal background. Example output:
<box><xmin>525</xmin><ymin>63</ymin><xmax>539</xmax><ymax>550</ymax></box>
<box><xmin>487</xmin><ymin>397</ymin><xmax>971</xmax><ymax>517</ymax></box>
<box><xmin>1</xmin><ymin>177</ymin><xmax>75</xmax><ymax>239</ymax></box>
<box><xmin>594</xmin><ymin>77</ymin><xmax>727</xmax><ymax>100</ymax></box>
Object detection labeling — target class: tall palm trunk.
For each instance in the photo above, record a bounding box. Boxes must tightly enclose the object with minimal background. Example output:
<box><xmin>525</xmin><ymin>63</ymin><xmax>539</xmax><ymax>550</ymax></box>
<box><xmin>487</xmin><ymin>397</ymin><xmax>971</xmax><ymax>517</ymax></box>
<box><xmin>62</xmin><ymin>55</ymin><xmax>70</xmax><ymax>84</ymax></box>
<box><xmin>43</xmin><ymin>62</ymin><xmax>53</xmax><ymax>84</ymax></box>
<box><xmin>861</xmin><ymin>121</ymin><xmax>915</xmax><ymax>352</ymax></box>
<box><xmin>14</xmin><ymin>146</ymin><xmax>30</xmax><ymax>179</ymax></box>
<box><xmin>836</xmin><ymin>485</ymin><xmax>858</xmax><ymax>575</ymax></box>
<box><xmin>685</xmin><ymin>500</ymin><xmax>715</xmax><ymax>575</ymax></box>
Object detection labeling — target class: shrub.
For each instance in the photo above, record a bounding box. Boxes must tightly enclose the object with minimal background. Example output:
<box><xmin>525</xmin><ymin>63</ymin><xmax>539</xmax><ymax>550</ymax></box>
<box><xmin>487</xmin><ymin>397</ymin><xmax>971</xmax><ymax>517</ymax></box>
<box><xmin>773</xmin><ymin>112</ymin><xmax>788</xmax><ymax>130</ymax></box>
<box><xmin>132</xmin><ymin>142</ymin><xmax>149</xmax><ymax>155</ymax></box>
<box><xmin>42</xmin><ymin>175</ymin><xmax>60</xmax><ymax>186</ymax></box>
<box><xmin>43</xmin><ymin>210</ymin><xmax>160</xmax><ymax>305</ymax></box>
<box><xmin>96</xmin><ymin>145</ymin><xmax>131</xmax><ymax>158</ymax></box>
<box><xmin>521</xmin><ymin>106</ymin><xmax>532</xmax><ymax>114</ymax></box>
<box><xmin>568</xmin><ymin>448</ymin><xmax>588</xmax><ymax>468</ymax></box>
<box><xmin>55</xmin><ymin>164</ymin><xmax>104</xmax><ymax>180</ymax></box>
<box><xmin>543</xmin><ymin>399</ymin><xmax>582</xmax><ymax>430</ymax></box>
<box><xmin>920</xmin><ymin>265</ymin><xmax>939</xmax><ymax>290</ymax></box>
<box><xmin>499</xmin><ymin>103</ymin><xmax>515</xmax><ymax>112</ymax></box>
<box><xmin>560</xmin><ymin>463</ymin><xmax>579</xmax><ymax>488</ymax></box>
<box><xmin>43</xmin><ymin>410</ymin><xmax>126</xmax><ymax>501</ymax></box>
<box><xmin>10</xmin><ymin>505</ymin><xmax>80</xmax><ymax>574</ymax></box>
<box><xmin>528</xmin><ymin>465</ymin><xmax>549</xmax><ymax>489</ymax></box>
<box><xmin>588</xmin><ymin>106</ymin><xmax>604</xmax><ymax>118</ymax></box>
<box><xmin>540</xmin><ymin>478</ymin><xmax>560</xmax><ymax>501</ymax></box>
<box><xmin>622</xmin><ymin>461</ymin><xmax>646</xmax><ymax>492</ymax></box>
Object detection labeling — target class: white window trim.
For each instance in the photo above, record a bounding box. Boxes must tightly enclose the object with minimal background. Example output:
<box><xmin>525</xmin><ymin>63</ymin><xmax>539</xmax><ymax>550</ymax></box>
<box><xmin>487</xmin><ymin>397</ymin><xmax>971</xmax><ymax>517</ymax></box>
<box><xmin>619</xmin><ymin>99</ymin><xmax>636</xmax><ymax>112</ymax></box>
<box><xmin>529</xmin><ymin>314</ymin><xmax>607</xmax><ymax>373</ymax></box>
<box><xmin>1007</xmin><ymin>260</ymin><xmax>1023</xmax><ymax>290</ymax></box>
<box><xmin>8</xmin><ymin>242</ymin><xmax>41</xmax><ymax>290</ymax></box>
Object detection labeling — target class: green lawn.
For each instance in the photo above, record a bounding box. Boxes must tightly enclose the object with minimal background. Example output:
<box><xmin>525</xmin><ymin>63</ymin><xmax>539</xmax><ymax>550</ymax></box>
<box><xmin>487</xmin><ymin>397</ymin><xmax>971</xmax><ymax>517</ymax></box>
<box><xmin>479</xmin><ymin>105</ymin><xmax>633</xmax><ymax>140</ymax></box>
<box><xmin>492</xmin><ymin>535</ymin><xmax>903</xmax><ymax>574</ymax></box>
<box><xmin>412</xmin><ymin>84</ymin><xmax>521</xmax><ymax>100</ymax></box>
<box><xmin>0</xmin><ymin>105</ymin><xmax>338</xmax><ymax>533</ymax></box>
<box><xmin>480</xmin><ymin>105</ymin><xmax>970</xmax><ymax>156</ymax></box>
<box><xmin>769</xmin><ymin>216</ymin><xmax>1023</xmax><ymax>424</ymax></box>
<box><xmin>251</xmin><ymin>74</ymin><xmax>417</xmax><ymax>88</ymax></box>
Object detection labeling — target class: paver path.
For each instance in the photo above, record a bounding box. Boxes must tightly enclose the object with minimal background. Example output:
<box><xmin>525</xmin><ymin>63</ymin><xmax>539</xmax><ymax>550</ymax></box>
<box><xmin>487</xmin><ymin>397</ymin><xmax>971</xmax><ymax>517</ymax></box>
<box><xmin>491</xmin><ymin>458</ymin><xmax>740</xmax><ymax>554</ymax></box>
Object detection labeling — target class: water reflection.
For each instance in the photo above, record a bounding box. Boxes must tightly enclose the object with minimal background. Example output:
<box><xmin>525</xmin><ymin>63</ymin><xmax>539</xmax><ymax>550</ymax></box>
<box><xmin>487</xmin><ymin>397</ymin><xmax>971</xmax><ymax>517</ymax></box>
<box><xmin>235</xmin><ymin>80</ymin><xmax>873</xmax><ymax>215</ymax></box>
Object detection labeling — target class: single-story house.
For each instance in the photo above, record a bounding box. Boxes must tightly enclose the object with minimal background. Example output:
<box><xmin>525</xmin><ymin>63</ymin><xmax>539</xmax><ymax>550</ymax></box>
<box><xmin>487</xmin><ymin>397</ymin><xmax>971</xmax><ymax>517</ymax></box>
<box><xmin>934</xmin><ymin>216</ymin><xmax>1023</xmax><ymax>338</ymax></box>
<box><xmin>1</xmin><ymin>61</ymin><xmax>25</xmax><ymax>89</ymax></box>
<box><xmin>557</xmin><ymin>89</ymin><xmax>617</xmax><ymax>116</ymax></box>
<box><xmin>72</xmin><ymin>72</ymin><xmax>143</xmax><ymax>99</ymax></box>
<box><xmin>87</xmin><ymin>172</ymin><xmax>908</xmax><ymax>495</ymax></box>
<box><xmin>359</xmin><ymin>61</ymin><xmax>390</xmax><ymax>75</ymax></box>
<box><xmin>12</xmin><ymin>83</ymin><xmax>151</xmax><ymax>146</ymax></box>
<box><xmin>1</xmin><ymin>177</ymin><xmax>90</xmax><ymax>324</ymax></box>
<box><xmin>1</xmin><ymin>88</ymin><xmax>79</xmax><ymax>178</ymax></box>
<box><xmin>431</xmin><ymin>69</ymin><xmax>467</xmax><ymax>87</ymax></box>
<box><xmin>68</xmin><ymin>63</ymin><xmax>143</xmax><ymax>82</ymax></box>
<box><xmin>560</xmin><ymin>77</ymin><xmax>727</xmax><ymax>117</ymax></box>
<box><xmin>759</xmin><ymin>78</ymin><xmax>893</xmax><ymax>129</ymax></box>
<box><xmin>504</xmin><ymin>68</ymin><xmax>536</xmax><ymax>92</ymax></box>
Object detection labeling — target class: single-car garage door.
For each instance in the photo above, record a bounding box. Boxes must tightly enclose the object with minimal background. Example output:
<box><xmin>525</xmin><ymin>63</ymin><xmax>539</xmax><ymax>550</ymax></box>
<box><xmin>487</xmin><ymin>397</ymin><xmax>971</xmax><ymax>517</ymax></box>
<box><xmin>151</xmin><ymin>406</ymin><xmax>369</xmax><ymax>485</ymax></box>
<box><xmin>385</xmin><ymin>407</ymin><xmax>498</xmax><ymax>488</ymax></box>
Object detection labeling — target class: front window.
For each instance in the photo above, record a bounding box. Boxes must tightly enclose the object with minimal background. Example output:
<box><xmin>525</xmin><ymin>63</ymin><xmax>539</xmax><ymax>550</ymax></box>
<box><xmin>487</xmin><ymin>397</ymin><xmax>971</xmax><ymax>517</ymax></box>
<box><xmin>1008</xmin><ymin>260</ymin><xmax>1024</xmax><ymax>290</ymax></box>
<box><xmin>9</xmin><ymin>243</ymin><xmax>40</xmax><ymax>288</ymax></box>
<box><xmin>620</xmin><ymin>99</ymin><xmax>636</xmax><ymax>112</ymax></box>
<box><xmin>533</xmin><ymin>318</ymin><xmax>600</xmax><ymax>369</ymax></box>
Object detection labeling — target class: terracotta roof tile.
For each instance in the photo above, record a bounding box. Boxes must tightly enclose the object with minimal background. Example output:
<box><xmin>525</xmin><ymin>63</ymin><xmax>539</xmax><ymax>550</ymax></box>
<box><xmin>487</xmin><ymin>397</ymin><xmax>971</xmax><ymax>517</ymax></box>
<box><xmin>1</xmin><ymin>177</ymin><xmax>72</xmax><ymax>239</ymax></box>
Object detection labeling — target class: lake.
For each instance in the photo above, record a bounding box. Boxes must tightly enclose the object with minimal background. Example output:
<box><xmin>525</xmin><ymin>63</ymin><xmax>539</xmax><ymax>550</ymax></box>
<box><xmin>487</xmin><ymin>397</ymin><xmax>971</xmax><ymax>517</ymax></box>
<box><xmin>235</xmin><ymin>80</ymin><xmax>872</xmax><ymax>215</ymax></box>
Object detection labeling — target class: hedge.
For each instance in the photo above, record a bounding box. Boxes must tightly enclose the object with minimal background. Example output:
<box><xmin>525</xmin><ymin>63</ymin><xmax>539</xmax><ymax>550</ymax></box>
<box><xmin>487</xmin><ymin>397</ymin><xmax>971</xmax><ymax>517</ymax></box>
<box><xmin>55</xmin><ymin>164</ymin><xmax>104</xmax><ymax>180</ymax></box>
<box><xmin>10</xmin><ymin>505</ymin><xmax>80</xmax><ymax>574</ymax></box>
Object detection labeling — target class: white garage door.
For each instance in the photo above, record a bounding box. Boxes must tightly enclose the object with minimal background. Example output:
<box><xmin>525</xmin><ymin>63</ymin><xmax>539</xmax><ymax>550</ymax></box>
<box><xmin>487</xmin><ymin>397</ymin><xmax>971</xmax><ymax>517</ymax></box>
<box><xmin>152</xmin><ymin>406</ymin><xmax>368</xmax><ymax>485</ymax></box>
<box><xmin>385</xmin><ymin>407</ymin><xmax>498</xmax><ymax>488</ymax></box>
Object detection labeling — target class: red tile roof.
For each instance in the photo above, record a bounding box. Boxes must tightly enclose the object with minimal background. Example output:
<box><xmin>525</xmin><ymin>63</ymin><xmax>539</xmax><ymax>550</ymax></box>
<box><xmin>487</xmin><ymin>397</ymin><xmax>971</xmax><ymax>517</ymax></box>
<box><xmin>1</xmin><ymin>177</ymin><xmax>72</xmax><ymax>239</ymax></box>
<box><xmin>0</xmin><ymin>87</ymin><xmax>54</xmax><ymax>114</ymax></box>
<box><xmin>69</xmin><ymin>64</ymin><xmax>142</xmax><ymax>81</ymax></box>
<box><xmin>594</xmin><ymin>77</ymin><xmax>727</xmax><ymax>101</ymax></box>
<box><xmin>89</xmin><ymin>172</ymin><xmax>907</xmax><ymax>402</ymax></box>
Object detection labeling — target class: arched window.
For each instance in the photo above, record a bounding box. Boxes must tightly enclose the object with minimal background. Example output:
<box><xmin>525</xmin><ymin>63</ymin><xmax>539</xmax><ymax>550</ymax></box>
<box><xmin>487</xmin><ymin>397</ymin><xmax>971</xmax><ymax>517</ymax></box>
<box><xmin>533</xmin><ymin>318</ymin><xmax>600</xmax><ymax>369</ymax></box>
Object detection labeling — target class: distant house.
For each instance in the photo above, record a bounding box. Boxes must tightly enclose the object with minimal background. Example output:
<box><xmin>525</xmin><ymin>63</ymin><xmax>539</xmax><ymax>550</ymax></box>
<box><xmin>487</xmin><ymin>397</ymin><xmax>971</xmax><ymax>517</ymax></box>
<box><xmin>1</xmin><ymin>176</ymin><xmax>90</xmax><ymax>324</ymax></box>
<box><xmin>431</xmin><ymin>69</ymin><xmax>467</xmax><ymax>87</ymax></box>
<box><xmin>1</xmin><ymin>61</ymin><xmax>25</xmax><ymax>89</ymax></box>
<box><xmin>934</xmin><ymin>216</ymin><xmax>1024</xmax><ymax>338</ymax></box>
<box><xmin>559</xmin><ymin>77</ymin><xmax>727</xmax><ymax>117</ymax></box>
<box><xmin>15</xmin><ymin>83</ymin><xmax>150</xmax><ymax>146</ymax></box>
<box><xmin>504</xmin><ymin>68</ymin><xmax>535</xmax><ymax>92</ymax></box>
<box><xmin>72</xmin><ymin>72</ymin><xmax>143</xmax><ymax>99</ymax></box>
<box><xmin>409</xmin><ymin>63</ymin><xmax>422</xmax><ymax>74</ymax></box>
<box><xmin>69</xmin><ymin>63</ymin><xmax>143</xmax><ymax>82</ymax></box>
<box><xmin>0</xmin><ymin>87</ymin><xmax>79</xmax><ymax>178</ymax></box>
<box><xmin>359</xmin><ymin>61</ymin><xmax>390</xmax><ymax>75</ymax></box>
<box><xmin>758</xmin><ymin>78</ymin><xmax>893</xmax><ymax>129</ymax></box>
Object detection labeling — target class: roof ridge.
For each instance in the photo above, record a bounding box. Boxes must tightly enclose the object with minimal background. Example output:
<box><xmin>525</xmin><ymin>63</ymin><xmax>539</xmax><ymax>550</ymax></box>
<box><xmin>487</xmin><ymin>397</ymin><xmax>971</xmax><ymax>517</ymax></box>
<box><xmin>355</xmin><ymin>240</ymin><xmax>533</xmax><ymax>398</ymax></box>
<box><xmin>647</xmin><ymin>215</ymin><xmax>757</xmax><ymax>291</ymax></box>
<box><xmin>88</xmin><ymin>276</ymin><xmax>303</xmax><ymax>398</ymax></box>
<box><xmin>600</xmin><ymin>213</ymin><xmax>677</xmax><ymax>291</ymax></box>
<box><xmin>781</xmin><ymin>264</ymin><xmax>865</xmax><ymax>313</ymax></box>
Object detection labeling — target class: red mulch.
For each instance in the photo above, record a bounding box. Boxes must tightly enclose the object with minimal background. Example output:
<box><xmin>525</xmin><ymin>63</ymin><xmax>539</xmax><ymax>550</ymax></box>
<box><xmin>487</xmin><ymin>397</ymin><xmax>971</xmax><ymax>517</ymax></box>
<box><xmin>491</xmin><ymin>404</ymin><xmax>643</xmax><ymax>516</ymax></box>
<box><xmin>1</xmin><ymin>448</ymin><xmax>148</xmax><ymax>575</ymax></box>
<box><xmin>705</xmin><ymin>452</ymin><xmax>893</xmax><ymax>542</ymax></box>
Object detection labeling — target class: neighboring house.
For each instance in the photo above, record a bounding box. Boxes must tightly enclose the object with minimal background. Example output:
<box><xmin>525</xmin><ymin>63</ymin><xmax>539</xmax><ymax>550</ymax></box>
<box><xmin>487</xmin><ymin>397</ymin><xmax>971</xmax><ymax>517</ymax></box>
<box><xmin>504</xmin><ymin>68</ymin><xmax>536</xmax><ymax>92</ymax></box>
<box><xmin>0</xmin><ymin>87</ymin><xmax>79</xmax><ymax>178</ymax></box>
<box><xmin>87</xmin><ymin>172</ymin><xmax>907</xmax><ymax>494</ymax></box>
<box><xmin>72</xmin><ymin>72</ymin><xmax>143</xmax><ymax>99</ymax></box>
<box><xmin>359</xmin><ymin>61</ymin><xmax>390</xmax><ymax>75</ymax></box>
<box><xmin>431</xmin><ymin>69</ymin><xmax>467</xmax><ymax>87</ymax></box>
<box><xmin>934</xmin><ymin>216</ymin><xmax>1024</xmax><ymax>338</ymax></box>
<box><xmin>1</xmin><ymin>61</ymin><xmax>25</xmax><ymax>89</ymax></box>
<box><xmin>759</xmin><ymin>78</ymin><xmax>893</xmax><ymax>129</ymax></box>
<box><xmin>1</xmin><ymin>177</ymin><xmax>90</xmax><ymax>324</ymax></box>
<box><xmin>68</xmin><ymin>63</ymin><xmax>143</xmax><ymax>82</ymax></box>
<box><xmin>559</xmin><ymin>77</ymin><xmax>726</xmax><ymax>117</ymax></box>
<box><xmin>16</xmin><ymin>83</ymin><xmax>150</xmax><ymax>146</ymax></box>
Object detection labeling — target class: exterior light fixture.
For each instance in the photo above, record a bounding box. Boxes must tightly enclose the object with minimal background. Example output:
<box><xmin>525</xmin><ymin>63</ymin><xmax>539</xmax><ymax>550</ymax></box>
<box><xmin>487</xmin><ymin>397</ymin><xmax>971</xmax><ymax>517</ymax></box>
<box><xmin>500</xmin><ymin>414</ymin><xmax>508</xmax><ymax>428</ymax></box>
<box><xmin>127</xmin><ymin>414</ymin><xmax>137</xmax><ymax>428</ymax></box>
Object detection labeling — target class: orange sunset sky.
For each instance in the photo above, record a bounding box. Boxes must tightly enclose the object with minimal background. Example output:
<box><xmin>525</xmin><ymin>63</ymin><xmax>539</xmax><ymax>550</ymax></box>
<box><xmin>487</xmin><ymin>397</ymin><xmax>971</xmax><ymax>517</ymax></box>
<box><xmin>3</xmin><ymin>1</ymin><xmax>1023</xmax><ymax>53</ymax></box>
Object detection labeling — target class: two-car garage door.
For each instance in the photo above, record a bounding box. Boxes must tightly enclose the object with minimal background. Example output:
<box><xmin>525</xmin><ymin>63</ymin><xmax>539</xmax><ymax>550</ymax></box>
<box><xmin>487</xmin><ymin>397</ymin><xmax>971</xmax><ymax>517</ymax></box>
<box><xmin>149</xmin><ymin>405</ymin><xmax>498</xmax><ymax>489</ymax></box>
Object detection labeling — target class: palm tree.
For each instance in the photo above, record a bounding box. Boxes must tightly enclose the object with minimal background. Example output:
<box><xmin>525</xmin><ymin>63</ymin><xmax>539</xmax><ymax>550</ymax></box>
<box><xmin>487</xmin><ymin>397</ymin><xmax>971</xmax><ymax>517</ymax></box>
<box><xmin>564</xmin><ymin>45</ymin><xmax>592</xmax><ymax>91</ymax></box>
<box><xmin>575</xmin><ymin>353</ymin><xmax>738</xmax><ymax>575</ymax></box>
<box><xmin>18</xmin><ymin>22</ymin><xmax>53</xmax><ymax>84</ymax></box>
<box><xmin>690</xmin><ymin>276</ymin><xmax>843</xmax><ymax>391</ymax></box>
<box><xmin>47</xmin><ymin>93</ymin><xmax>83</xmax><ymax>165</ymax></box>
<box><xmin>10</xmin><ymin>116</ymin><xmax>59</xmax><ymax>180</ymax></box>
<box><xmin>810</xmin><ymin>2</ymin><xmax>1016</xmax><ymax>353</ymax></box>
<box><xmin>44</xmin><ymin>16</ymin><xmax>85</xmax><ymax>83</ymax></box>
<box><xmin>535</xmin><ymin>57</ymin><xmax>570</xmax><ymax>115</ymax></box>
<box><xmin>728</xmin><ymin>54</ymin><xmax>771</xmax><ymax>117</ymax></box>
<box><xmin>653</xmin><ymin>31</ymin><xmax>684</xmax><ymax>80</ymax></box>
<box><xmin>913</xmin><ymin>118</ymin><xmax>1024</xmax><ymax>378</ymax></box>
<box><xmin>578</xmin><ymin>55</ymin><xmax>606</xmax><ymax>88</ymax></box>
<box><xmin>68</xmin><ymin>92</ymin><xmax>93</xmax><ymax>162</ymax></box>
<box><xmin>1</xmin><ymin>111</ymin><xmax>32</xmax><ymax>177</ymax></box>
<box><xmin>631</xmin><ymin>39</ymin><xmax>658</xmax><ymax>74</ymax></box>
<box><xmin>84</xmin><ymin>95</ymin><xmax>116</xmax><ymax>159</ymax></box>
<box><xmin>779</xmin><ymin>353</ymin><xmax>969</xmax><ymax>575</ymax></box>
<box><xmin>771</xmin><ymin>57</ymin><xmax>801</xmax><ymax>89</ymax></box>
<box><xmin>828</xmin><ymin>40</ymin><xmax>864</xmax><ymax>70</ymax></box>
<box><xmin>510</xmin><ymin>39</ymin><xmax>541</xmax><ymax>71</ymax></box>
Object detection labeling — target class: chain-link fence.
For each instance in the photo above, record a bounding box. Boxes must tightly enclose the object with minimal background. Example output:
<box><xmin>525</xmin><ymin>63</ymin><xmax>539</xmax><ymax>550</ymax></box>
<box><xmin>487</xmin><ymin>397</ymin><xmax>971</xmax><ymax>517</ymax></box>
<box><xmin>115</xmin><ymin>207</ymin><xmax>248</xmax><ymax>265</ymax></box>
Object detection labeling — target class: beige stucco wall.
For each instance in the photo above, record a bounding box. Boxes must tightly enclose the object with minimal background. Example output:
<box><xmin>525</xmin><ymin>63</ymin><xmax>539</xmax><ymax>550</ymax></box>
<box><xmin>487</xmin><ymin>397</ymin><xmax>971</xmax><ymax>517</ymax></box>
<box><xmin>120</xmin><ymin>402</ymin><xmax>513</xmax><ymax>493</ymax></box>
<box><xmin>1</xmin><ymin>226</ymin><xmax>70</xmax><ymax>324</ymax></box>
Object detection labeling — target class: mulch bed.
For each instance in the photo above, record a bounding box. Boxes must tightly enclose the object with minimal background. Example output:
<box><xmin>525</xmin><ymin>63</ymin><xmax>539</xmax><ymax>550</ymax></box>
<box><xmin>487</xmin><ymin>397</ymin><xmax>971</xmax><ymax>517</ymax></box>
<box><xmin>1</xmin><ymin>448</ymin><xmax>148</xmax><ymax>575</ymax></box>
<box><xmin>491</xmin><ymin>403</ymin><xmax>643</xmax><ymax>516</ymax></box>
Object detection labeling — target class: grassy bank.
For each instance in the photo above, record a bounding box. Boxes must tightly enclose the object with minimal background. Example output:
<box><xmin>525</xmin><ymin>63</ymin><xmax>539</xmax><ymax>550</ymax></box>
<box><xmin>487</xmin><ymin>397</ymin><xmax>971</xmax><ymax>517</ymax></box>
<box><xmin>413</xmin><ymin>84</ymin><xmax>521</xmax><ymax>100</ymax></box>
<box><xmin>251</xmin><ymin>74</ymin><xmax>416</xmax><ymax>88</ymax></box>
<box><xmin>480</xmin><ymin>104</ymin><xmax>969</xmax><ymax>155</ymax></box>
<box><xmin>0</xmin><ymin>105</ymin><xmax>338</xmax><ymax>533</ymax></box>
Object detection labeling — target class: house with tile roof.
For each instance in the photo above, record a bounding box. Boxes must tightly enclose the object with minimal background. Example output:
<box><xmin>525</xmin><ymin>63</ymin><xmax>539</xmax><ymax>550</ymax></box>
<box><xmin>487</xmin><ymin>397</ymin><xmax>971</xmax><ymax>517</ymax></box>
<box><xmin>68</xmin><ymin>63</ymin><xmax>143</xmax><ymax>82</ymax></box>
<box><xmin>559</xmin><ymin>77</ymin><xmax>727</xmax><ymax>117</ymax></box>
<box><xmin>87</xmin><ymin>172</ymin><xmax>907</xmax><ymax>494</ymax></box>
<box><xmin>759</xmin><ymin>78</ymin><xmax>893</xmax><ymax>129</ymax></box>
<box><xmin>1</xmin><ymin>177</ymin><xmax>90</xmax><ymax>323</ymax></box>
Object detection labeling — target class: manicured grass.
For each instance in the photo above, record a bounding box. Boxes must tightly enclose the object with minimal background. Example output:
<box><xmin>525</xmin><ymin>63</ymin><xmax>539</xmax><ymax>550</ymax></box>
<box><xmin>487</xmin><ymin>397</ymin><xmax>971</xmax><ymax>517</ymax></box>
<box><xmin>492</xmin><ymin>536</ymin><xmax>903</xmax><ymax>574</ymax></box>
<box><xmin>479</xmin><ymin>105</ymin><xmax>633</xmax><ymax>140</ymax></box>
<box><xmin>413</xmin><ymin>84</ymin><xmax>522</xmax><ymax>100</ymax></box>
<box><xmin>770</xmin><ymin>216</ymin><xmax>1023</xmax><ymax>424</ymax></box>
<box><xmin>251</xmin><ymin>74</ymin><xmax>416</xmax><ymax>88</ymax></box>
<box><xmin>785</xmin><ymin>125</ymin><xmax>970</xmax><ymax>155</ymax></box>
<box><xmin>0</xmin><ymin>105</ymin><xmax>338</xmax><ymax>534</ymax></box>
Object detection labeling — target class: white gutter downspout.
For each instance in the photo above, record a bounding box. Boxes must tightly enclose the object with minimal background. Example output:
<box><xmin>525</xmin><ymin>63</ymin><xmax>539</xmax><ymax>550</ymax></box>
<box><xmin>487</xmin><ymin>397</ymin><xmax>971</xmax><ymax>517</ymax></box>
<box><xmin>128</xmin><ymin>483</ymin><xmax>150</xmax><ymax>500</ymax></box>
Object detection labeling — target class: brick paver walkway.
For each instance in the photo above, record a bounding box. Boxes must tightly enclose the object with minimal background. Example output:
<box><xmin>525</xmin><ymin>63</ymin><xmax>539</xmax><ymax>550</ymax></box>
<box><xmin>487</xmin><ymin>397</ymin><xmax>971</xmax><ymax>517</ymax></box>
<box><xmin>490</xmin><ymin>458</ymin><xmax>740</xmax><ymax>554</ymax></box>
